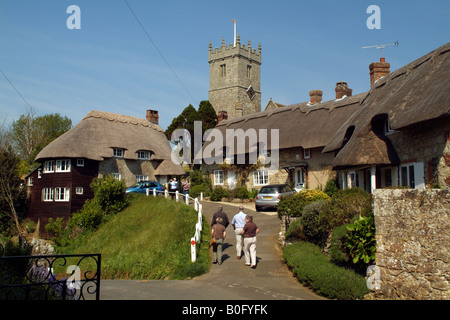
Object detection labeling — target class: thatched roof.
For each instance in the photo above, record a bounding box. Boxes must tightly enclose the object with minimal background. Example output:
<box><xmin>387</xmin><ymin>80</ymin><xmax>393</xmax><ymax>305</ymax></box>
<box><xmin>36</xmin><ymin>111</ymin><xmax>185</xmax><ymax>175</ymax></box>
<box><xmin>324</xmin><ymin>42</ymin><xmax>450</xmax><ymax>168</ymax></box>
<box><xmin>203</xmin><ymin>93</ymin><xmax>365</xmax><ymax>159</ymax></box>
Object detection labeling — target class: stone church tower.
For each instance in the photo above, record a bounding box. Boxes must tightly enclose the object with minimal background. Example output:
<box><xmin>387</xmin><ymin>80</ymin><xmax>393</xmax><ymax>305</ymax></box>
<box><xmin>208</xmin><ymin>35</ymin><xmax>261</xmax><ymax>120</ymax></box>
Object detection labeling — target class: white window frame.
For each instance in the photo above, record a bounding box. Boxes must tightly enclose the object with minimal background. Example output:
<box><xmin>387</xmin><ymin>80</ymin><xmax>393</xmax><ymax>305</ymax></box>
<box><xmin>214</xmin><ymin>170</ymin><xmax>224</xmax><ymax>185</ymax></box>
<box><xmin>77</xmin><ymin>159</ymin><xmax>85</xmax><ymax>167</ymax></box>
<box><xmin>113</xmin><ymin>148</ymin><xmax>124</xmax><ymax>158</ymax></box>
<box><xmin>55</xmin><ymin>187</ymin><xmax>70</xmax><ymax>202</ymax></box>
<box><xmin>28</xmin><ymin>177</ymin><xmax>33</xmax><ymax>186</ymax></box>
<box><xmin>253</xmin><ymin>170</ymin><xmax>269</xmax><ymax>186</ymax></box>
<box><xmin>304</xmin><ymin>148</ymin><xmax>311</xmax><ymax>159</ymax></box>
<box><xmin>44</xmin><ymin>161</ymin><xmax>54</xmax><ymax>173</ymax></box>
<box><xmin>400</xmin><ymin>162</ymin><xmax>424</xmax><ymax>189</ymax></box>
<box><xmin>55</xmin><ymin>159</ymin><xmax>71</xmax><ymax>173</ymax></box>
<box><xmin>112</xmin><ymin>173</ymin><xmax>122</xmax><ymax>180</ymax></box>
<box><xmin>76</xmin><ymin>187</ymin><xmax>84</xmax><ymax>195</ymax></box>
<box><xmin>137</xmin><ymin>151</ymin><xmax>151</xmax><ymax>160</ymax></box>
<box><xmin>42</xmin><ymin>188</ymin><xmax>54</xmax><ymax>202</ymax></box>
<box><xmin>38</xmin><ymin>169</ymin><xmax>42</xmax><ymax>179</ymax></box>
<box><xmin>136</xmin><ymin>175</ymin><xmax>148</xmax><ymax>183</ymax></box>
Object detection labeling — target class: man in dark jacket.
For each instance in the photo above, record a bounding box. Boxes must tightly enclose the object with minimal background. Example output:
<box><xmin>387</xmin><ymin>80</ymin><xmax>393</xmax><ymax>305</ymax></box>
<box><xmin>211</xmin><ymin>206</ymin><xmax>229</xmax><ymax>229</ymax></box>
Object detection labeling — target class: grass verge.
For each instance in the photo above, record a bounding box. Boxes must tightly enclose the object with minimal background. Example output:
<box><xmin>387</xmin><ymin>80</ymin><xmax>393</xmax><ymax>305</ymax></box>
<box><xmin>59</xmin><ymin>195</ymin><xmax>211</xmax><ymax>280</ymax></box>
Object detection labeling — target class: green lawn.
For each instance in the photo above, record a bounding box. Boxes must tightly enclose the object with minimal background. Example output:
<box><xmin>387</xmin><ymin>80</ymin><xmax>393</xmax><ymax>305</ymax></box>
<box><xmin>60</xmin><ymin>195</ymin><xmax>211</xmax><ymax>280</ymax></box>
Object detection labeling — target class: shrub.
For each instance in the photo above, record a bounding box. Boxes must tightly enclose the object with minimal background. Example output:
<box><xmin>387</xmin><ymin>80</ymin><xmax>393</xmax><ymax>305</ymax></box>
<box><xmin>283</xmin><ymin>241</ymin><xmax>369</xmax><ymax>300</ymax></box>
<box><xmin>277</xmin><ymin>189</ymin><xmax>329</xmax><ymax>219</ymax></box>
<box><xmin>230</xmin><ymin>186</ymin><xmax>249</xmax><ymax>200</ymax></box>
<box><xmin>329</xmin><ymin>224</ymin><xmax>351</xmax><ymax>266</ymax></box>
<box><xmin>301</xmin><ymin>200</ymin><xmax>327</xmax><ymax>246</ymax></box>
<box><xmin>248</xmin><ymin>188</ymin><xmax>258</xmax><ymax>199</ymax></box>
<box><xmin>323</xmin><ymin>179</ymin><xmax>339</xmax><ymax>197</ymax></box>
<box><xmin>210</xmin><ymin>186</ymin><xmax>229</xmax><ymax>201</ymax></box>
<box><xmin>189</xmin><ymin>183</ymin><xmax>211</xmax><ymax>198</ymax></box>
<box><xmin>345</xmin><ymin>214</ymin><xmax>376</xmax><ymax>270</ymax></box>
<box><xmin>285</xmin><ymin>220</ymin><xmax>305</xmax><ymax>241</ymax></box>
<box><xmin>319</xmin><ymin>188</ymin><xmax>371</xmax><ymax>234</ymax></box>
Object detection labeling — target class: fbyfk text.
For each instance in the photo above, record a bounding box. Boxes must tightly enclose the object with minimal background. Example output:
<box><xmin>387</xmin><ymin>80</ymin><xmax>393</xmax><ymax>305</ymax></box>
<box><xmin>171</xmin><ymin>121</ymin><xmax>280</xmax><ymax>170</ymax></box>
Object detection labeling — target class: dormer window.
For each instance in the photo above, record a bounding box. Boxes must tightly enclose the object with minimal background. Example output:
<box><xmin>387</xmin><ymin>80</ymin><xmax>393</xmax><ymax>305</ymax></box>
<box><xmin>304</xmin><ymin>148</ymin><xmax>311</xmax><ymax>159</ymax></box>
<box><xmin>113</xmin><ymin>148</ymin><xmax>124</xmax><ymax>158</ymax></box>
<box><xmin>137</xmin><ymin>151</ymin><xmax>151</xmax><ymax>160</ymax></box>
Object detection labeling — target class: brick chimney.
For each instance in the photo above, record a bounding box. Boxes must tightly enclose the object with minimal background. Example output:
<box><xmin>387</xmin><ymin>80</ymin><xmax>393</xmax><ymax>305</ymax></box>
<box><xmin>309</xmin><ymin>90</ymin><xmax>323</xmax><ymax>104</ymax></box>
<box><xmin>335</xmin><ymin>82</ymin><xmax>353</xmax><ymax>99</ymax></box>
<box><xmin>218</xmin><ymin>111</ymin><xmax>228</xmax><ymax>123</ymax></box>
<box><xmin>146</xmin><ymin>109</ymin><xmax>159</xmax><ymax>124</ymax></box>
<box><xmin>369</xmin><ymin>57</ymin><xmax>390</xmax><ymax>87</ymax></box>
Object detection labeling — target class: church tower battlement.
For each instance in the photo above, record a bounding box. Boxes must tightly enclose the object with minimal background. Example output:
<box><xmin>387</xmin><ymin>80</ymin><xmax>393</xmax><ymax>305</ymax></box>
<box><xmin>208</xmin><ymin>35</ymin><xmax>262</xmax><ymax>120</ymax></box>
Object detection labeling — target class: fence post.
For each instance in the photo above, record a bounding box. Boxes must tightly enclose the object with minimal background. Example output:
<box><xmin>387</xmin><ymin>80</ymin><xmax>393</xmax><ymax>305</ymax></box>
<box><xmin>200</xmin><ymin>192</ymin><xmax>203</xmax><ymax>201</ymax></box>
<box><xmin>146</xmin><ymin>188</ymin><xmax>149</xmax><ymax>196</ymax></box>
<box><xmin>190</xmin><ymin>237</ymin><xmax>196</xmax><ymax>263</ymax></box>
<box><xmin>153</xmin><ymin>189</ymin><xmax>156</xmax><ymax>197</ymax></box>
<box><xmin>185</xmin><ymin>193</ymin><xmax>189</xmax><ymax>205</ymax></box>
<box><xmin>165</xmin><ymin>189</ymin><xmax>168</xmax><ymax>198</ymax></box>
<box><xmin>175</xmin><ymin>191</ymin><xmax>179</xmax><ymax>202</ymax></box>
<box><xmin>194</xmin><ymin>198</ymin><xmax>198</xmax><ymax>211</ymax></box>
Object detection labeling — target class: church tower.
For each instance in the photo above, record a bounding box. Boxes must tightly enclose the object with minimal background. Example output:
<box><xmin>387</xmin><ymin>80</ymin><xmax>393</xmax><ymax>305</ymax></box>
<box><xmin>208</xmin><ymin>35</ymin><xmax>261</xmax><ymax>120</ymax></box>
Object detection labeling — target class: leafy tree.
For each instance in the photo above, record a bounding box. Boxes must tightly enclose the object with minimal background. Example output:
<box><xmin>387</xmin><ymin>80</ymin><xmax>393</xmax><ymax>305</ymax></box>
<box><xmin>0</xmin><ymin>146</ymin><xmax>27</xmax><ymax>235</ymax></box>
<box><xmin>197</xmin><ymin>100</ymin><xmax>218</xmax><ymax>132</ymax></box>
<box><xmin>10</xmin><ymin>109</ymin><xmax>72</xmax><ymax>174</ymax></box>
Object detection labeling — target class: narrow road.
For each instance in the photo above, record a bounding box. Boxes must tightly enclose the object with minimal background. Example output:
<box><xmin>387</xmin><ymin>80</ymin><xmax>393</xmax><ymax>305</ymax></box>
<box><xmin>100</xmin><ymin>200</ymin><xmax>323</xmax><ymax>300</ymax></box>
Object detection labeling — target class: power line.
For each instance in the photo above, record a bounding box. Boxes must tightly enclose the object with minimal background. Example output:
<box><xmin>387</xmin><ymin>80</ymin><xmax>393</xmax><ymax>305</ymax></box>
<box><xmin>123</xmin><ymin>0</ymin><xmax>198</xmax><ymax>105</ymax></box>
<box><xmin>0</xmin><ymin>70</ymin><xmax>33</xmax><ymax>109</ymax></box>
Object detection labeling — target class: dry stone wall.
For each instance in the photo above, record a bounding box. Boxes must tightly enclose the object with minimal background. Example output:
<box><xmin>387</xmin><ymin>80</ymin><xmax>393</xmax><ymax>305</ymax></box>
<box><xmin>371</xmin><ymin>189</ymin><xmax>449</xmax><ymax>300</ymax></box>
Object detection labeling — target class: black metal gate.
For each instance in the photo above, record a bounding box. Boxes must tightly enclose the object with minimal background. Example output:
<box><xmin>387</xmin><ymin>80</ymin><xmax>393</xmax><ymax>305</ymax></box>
<box><xmin>0</xmin><ymin>244</ymin><xmax>101</xmax><ymax>300</ymax></box>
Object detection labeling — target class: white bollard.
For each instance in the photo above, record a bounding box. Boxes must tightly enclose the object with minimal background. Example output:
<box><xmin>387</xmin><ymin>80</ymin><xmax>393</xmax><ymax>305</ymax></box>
<box><xmin>153</xmin><ymin>188</ymin><xmax>156</xmax><ymax>197</ymax></box>
<box><xmin>200</xmin><ymin>192</ymin><xmax>203</xmax><ymax>201</ymax></box>
<box><xmin>190</xmin><ymin>237</ymin><xmax>196</xmax><ymax>263</ymax></box>
<box><xmin>175</xmin><ymin>191</ymin><xmax>179</xmax><ymax>202</ymax></box>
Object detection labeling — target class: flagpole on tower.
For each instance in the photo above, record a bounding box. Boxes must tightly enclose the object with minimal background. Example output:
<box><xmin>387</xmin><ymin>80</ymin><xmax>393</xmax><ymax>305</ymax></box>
<box><xmin>232</xmin><ymin>19</ymin><xmax>237</xmax><ymax>47</ymax></box>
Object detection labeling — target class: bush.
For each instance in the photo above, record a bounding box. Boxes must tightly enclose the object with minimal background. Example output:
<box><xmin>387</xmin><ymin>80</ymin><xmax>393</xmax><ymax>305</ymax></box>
<box><xmin>230</xmin><ymin>186</ymin><xmax>249</xmax><ymax>199</ymax></box>
<box><xmin>345</xmin><ymin>214</ymin><xmax>376</xmax><ymax>271</ymax></box>
<box><xmin>277</xmin><ymin>189</ymin><xmax>330</xmax><ymax>219</ymax></box>
<box><xmin>210</xmin><ymin>186</ymin><xmax>229</xmax><ymax>201</ymax></box>
<box><xmin>285</xmin><ymin>220</ymin><xmax>305</xmax><ymax>241</ymax></box>
<box><xmin>189</xmin><ymin>183</ymin><xmax>211</xmax><ymax>198</ymax></box>
<box><xmin>283</xmin><ymin>241</ymin><xmax>369</xmax><ymax>300</ymax></box>
<box><xmin>301</xmin><ymin>200</ymin><xmax>327</xmax><ymax>246</ymax></box>
<box><xmin>319</xmin><ymin>188</ymin><xmax>371</xmax><ymax>234</ymax></box>
<box><xmin>329</xmin><ymin>224</ymin><xmax>351</xmax><ymax>267</ymax></box>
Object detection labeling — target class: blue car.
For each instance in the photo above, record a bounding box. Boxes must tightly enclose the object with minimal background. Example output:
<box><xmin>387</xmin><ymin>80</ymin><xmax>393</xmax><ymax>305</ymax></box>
<box><xmin>125</xmin><ymin>181</ymin><xmax>165</xmax><ymax>194</ymax></box>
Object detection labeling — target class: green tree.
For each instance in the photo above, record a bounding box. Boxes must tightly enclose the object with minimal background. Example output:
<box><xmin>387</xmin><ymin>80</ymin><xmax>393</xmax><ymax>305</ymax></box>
<box><xmin>197</xmin><ymin>100</ymin><xmax>218</xmax><ymax>132</ymax></box>
<box><xmin>0</xmin><ymin>146</ymin><xmax>27</xmax><ymax>235</ymax></box>
<box><xmin>10</xmin><ymin>109</ymin><xmax>72</xmax><ymax>174</ymax></box>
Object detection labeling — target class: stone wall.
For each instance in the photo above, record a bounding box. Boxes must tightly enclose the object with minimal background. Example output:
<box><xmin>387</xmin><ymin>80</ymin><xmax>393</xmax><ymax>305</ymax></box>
<box><xmin>371</xmin><ymin>189</ymin><xmax>449</xmax><ymax>299</ymax></box>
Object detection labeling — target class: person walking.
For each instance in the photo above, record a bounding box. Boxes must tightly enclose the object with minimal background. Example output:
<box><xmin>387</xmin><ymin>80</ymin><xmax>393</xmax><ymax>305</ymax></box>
<box><xmin>182</xmin><ymin>178</ymin><xmax>190</xmax><ymax>201</ymax></box>
<box><xmin>210</xmin><ymin>205</ymin><xmax>229</xmax><ymax>229</ymax></box>
<box><xmin>211</xmin><ymin>217</ymin><xmax>226</xmax><ymax>265</ymax></box>
<box><xmin>231</xmin><ymin>206</ymin><xmax>247</xmax><ymax>260</ymax></box>
<box><xmin>169</xmin><ymin>178</ymin><xmax>178</xmax><ymax>199</ymax></box>
<box><xmin>242</xmin><ymin>215</ymin><xmax>259</xmax><ymax>268</ymax></box>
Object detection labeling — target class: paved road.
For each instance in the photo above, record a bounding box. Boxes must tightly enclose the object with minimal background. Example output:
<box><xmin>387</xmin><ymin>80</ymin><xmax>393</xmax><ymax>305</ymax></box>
<box><xmin>100</xmin><ymin>200</ymin><xmax>323</xmax><ymax>300</ymax></box>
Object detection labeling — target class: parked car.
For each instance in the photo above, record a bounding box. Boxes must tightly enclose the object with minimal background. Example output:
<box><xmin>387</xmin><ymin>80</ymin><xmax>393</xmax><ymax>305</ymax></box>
<box><xmin>255</xmin><ymin>184</ymin><xmax>296</xmax><ymax>211</ymax></box>
<box><xmin>125</xmin><ymin>181</ymin><xmax>165</xmax><ymax>194</ymax></box>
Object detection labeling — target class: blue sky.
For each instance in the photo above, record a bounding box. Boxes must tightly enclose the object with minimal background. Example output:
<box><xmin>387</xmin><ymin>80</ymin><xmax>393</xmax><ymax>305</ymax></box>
<box><xmin>1</xmin><ymin>0</ymin><xmax>449</xmax><ymax>131</ymax></box>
